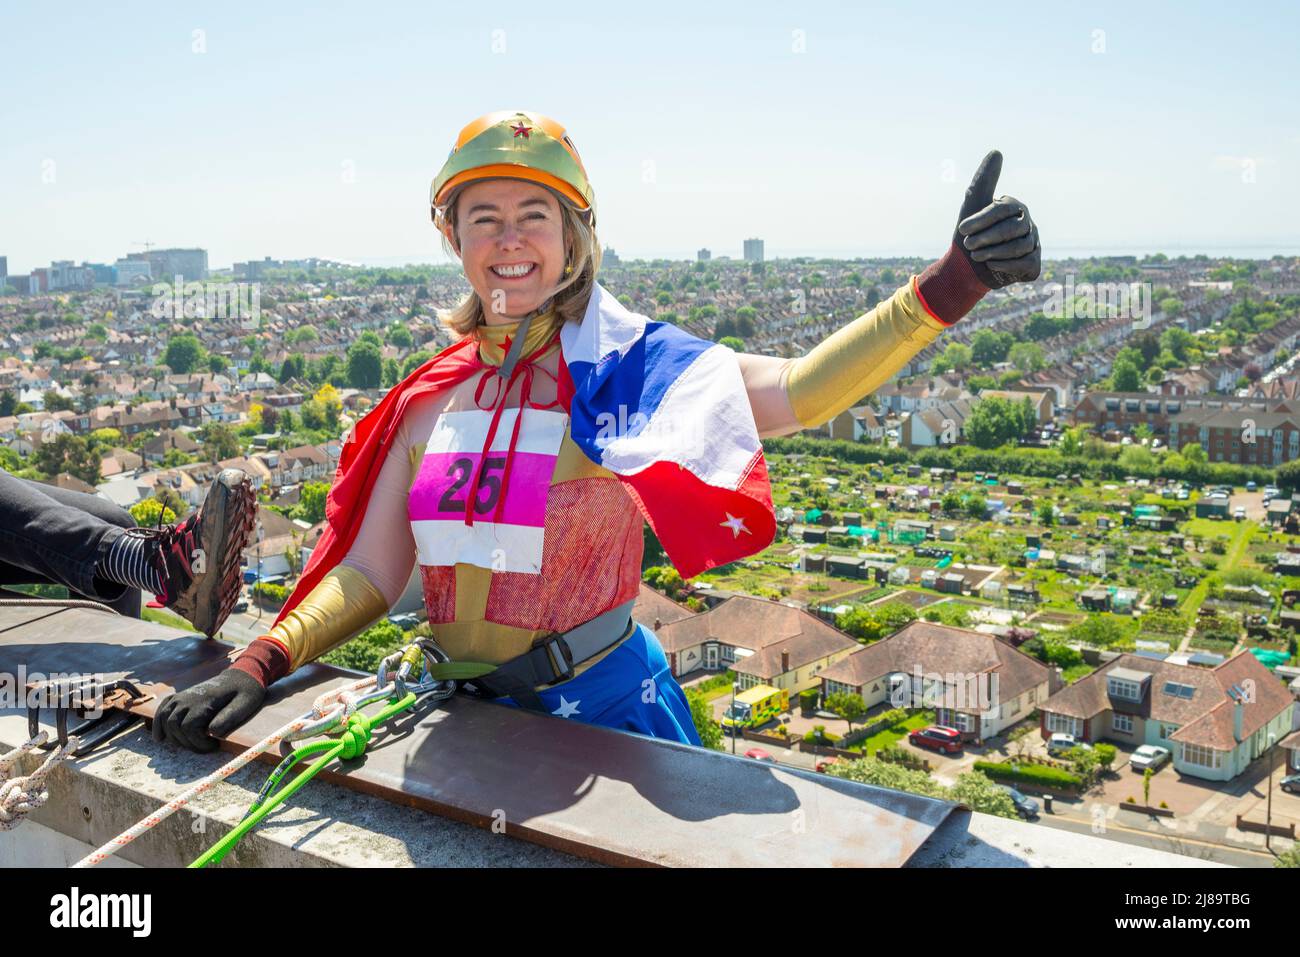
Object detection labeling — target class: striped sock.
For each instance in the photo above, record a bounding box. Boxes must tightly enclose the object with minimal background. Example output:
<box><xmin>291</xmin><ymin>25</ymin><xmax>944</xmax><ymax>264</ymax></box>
<box><xmin>100</xmin><ymin>533</ymin><xmax>164</xmax><ymax>595</ymax></box>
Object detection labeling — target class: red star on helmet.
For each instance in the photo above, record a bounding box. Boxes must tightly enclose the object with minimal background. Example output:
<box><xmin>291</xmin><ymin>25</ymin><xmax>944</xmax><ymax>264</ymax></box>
<box><xmin>511</xmin><ymin>122</ymin><xmax>531</xmax><ymax>138</ymax></box>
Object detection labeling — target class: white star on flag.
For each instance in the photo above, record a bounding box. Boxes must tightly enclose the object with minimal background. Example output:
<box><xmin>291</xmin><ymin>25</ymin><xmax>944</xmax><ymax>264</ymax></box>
<box><xmin>720</xmin><ymin>512</ymin><xmax>750</xmax><ymax>538</ymax></box>
<box><xmin>552</xmin><ymin>695</ymin><xmax>582</xmax><ymax>718</ymax></box>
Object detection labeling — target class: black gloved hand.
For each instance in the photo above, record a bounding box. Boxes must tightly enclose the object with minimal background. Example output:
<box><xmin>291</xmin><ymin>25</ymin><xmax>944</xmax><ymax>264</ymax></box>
<box><xmin>953</xmin><ymin>150</ymin><xmax>1041</xmax><ymax>288</ymax></box>
<box><xmin>152</xmin><ymin>668</ymin><xmax>266</xmax><ymax>753</ymax></box>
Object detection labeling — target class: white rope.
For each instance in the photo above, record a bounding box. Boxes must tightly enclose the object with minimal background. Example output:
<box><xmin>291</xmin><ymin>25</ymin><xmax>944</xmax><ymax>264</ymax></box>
<box><xmin>0</xmin><ymin>732</ymin><xmax>81</xmax><ymax>832</ymax></box>
<box><xmin>72</xmin><ymin>676</ymin><xmax>378</xmax><ymax>868</ymax></box>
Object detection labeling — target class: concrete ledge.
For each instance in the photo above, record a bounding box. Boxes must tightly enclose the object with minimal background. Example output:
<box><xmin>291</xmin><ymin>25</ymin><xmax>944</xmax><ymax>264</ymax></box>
<box><xmin>3</xmin><ymin>711</ymin><xmax>1224</xmax><ymax>868</ymax></box>
<box><xmin>1</xmin><ymin>714</ymin><xmax>587</xmax><ymax>868</ymax></box>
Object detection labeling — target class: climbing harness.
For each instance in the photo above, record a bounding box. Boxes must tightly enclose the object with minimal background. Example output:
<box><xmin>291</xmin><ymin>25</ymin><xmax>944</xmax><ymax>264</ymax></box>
<box><xmin>0</xmin><ymin>731</ymin><xmax>80</xmax><ymax>832</ymax></box>
<box><xmin>72</xmin><ymin>638</ymin><xmax>494</xmax><ymax>868</ymax></box>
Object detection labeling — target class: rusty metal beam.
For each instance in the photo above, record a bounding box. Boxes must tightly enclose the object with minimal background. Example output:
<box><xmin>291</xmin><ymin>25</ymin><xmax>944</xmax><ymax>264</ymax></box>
<box><xmin>1</xmin><ymin>605</ymin><xmax>962</xmax><ymax>867</ymax></box>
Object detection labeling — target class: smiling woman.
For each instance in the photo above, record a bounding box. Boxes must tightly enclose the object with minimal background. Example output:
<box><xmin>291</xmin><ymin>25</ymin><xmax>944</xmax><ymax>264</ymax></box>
<box><xmin>153</xmin><ymin>109</ymin><xmax>1042</xmax><ymax>756</ymax></box>
<box><xmin>436</xmin><ymin>178</ymin><xmax>598</xmax><ymax>330</ymax></box>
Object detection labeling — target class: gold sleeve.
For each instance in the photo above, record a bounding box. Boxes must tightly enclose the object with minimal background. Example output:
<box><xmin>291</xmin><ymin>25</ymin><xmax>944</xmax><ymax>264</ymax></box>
<box><xmin>262</xmin><ymin>564</ymin><xmax>390</xmax><ymax>672</ymax></box>
<box><xmin>785</xmin><ymin>277</ymin><xmax>948</xmax><ymax>429</ymax></box>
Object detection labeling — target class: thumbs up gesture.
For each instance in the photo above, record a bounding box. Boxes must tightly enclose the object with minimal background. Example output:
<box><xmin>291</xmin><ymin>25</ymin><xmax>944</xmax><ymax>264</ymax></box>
<box><xmin>953</xmin><ymin>150</ymin><xmax>1041</xmax><ymax>288</ymax></box>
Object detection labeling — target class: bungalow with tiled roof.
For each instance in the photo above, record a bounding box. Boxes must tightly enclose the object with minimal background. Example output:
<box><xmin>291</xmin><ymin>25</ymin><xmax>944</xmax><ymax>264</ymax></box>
<box><xmin>654</xmin><ymin>594</ymin><xmax>858</xmax><ymax>693</ymax></box>
<box><xmin>817</xmin><ymin>620</ymin><xmax>1055</xmax><ymax>742</ymax></box>
<box><xmin>1039</xmin><ymin>651</ymin><xmax>1294</xmax><ymax>782</ymax></box>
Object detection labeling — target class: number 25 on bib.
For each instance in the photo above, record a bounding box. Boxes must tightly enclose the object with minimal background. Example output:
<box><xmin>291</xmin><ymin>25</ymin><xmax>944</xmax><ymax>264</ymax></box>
<box><xmin>408</xmin><ymin>407</ymin><xmax>566</xmax><ymax>574</ymax></box>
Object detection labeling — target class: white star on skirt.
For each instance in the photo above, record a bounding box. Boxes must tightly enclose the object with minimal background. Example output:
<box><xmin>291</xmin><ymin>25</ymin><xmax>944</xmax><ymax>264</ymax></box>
<box><xmin>552</xmin><ymin>695</ymin><xmax>582</xmax><ymax>718</ymax></box>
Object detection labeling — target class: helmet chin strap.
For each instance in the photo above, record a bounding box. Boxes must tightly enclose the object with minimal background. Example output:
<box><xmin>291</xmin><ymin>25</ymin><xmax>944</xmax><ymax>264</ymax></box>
<box><xmin>495</xmin><ymin>294</ymin><xmax>557</xmax><ymax>381</ymax></box>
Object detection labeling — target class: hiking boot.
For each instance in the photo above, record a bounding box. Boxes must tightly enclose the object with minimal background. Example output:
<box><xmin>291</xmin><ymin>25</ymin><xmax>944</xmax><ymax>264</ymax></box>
<box><xmin>128</xmin><ymin>468</ymin><xmax>257</xmax><ymax>637</ymax></box>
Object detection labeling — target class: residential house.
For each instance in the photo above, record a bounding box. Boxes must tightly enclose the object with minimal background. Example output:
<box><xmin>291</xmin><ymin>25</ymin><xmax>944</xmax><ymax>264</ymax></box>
<box><xmin>654</xmin><ymin>594</ymin><xmax>858</xmax><ymax>691</ymax></box>
<box><xmin>1039</xmin><ymin>652</ymin><xmax>1294</xmax><ymax>782</ymax></box>
<box><xmin>817</xmin><ymin>620</ymin><xmax>1057</xmax><ymax>741</ymax></box>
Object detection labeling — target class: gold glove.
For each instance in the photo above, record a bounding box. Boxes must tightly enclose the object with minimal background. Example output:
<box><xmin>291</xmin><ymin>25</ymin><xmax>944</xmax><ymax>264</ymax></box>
<box><xmin>260</xmin><ymin>564</ymin><xmax>390</xmax><ymax>672</ymax></box>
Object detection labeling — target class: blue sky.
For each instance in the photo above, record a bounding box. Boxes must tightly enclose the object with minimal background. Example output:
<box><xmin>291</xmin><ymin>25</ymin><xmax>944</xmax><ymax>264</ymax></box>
<box><xmin>3</xmin><ymin>0</ymin><xmax>1298</xmax><ymax>272</ymax></box>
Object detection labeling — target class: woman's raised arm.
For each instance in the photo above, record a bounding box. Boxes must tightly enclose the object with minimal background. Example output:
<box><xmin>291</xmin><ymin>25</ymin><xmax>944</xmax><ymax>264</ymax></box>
<box><xmin>735</xmin><ymin>150</ymin><xmax>1041</xmax><ymax>440</ymax></box>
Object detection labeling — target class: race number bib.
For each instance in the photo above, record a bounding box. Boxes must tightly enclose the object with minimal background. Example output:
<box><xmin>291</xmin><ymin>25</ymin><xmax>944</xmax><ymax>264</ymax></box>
<box><xmin>408</xmin><ymin>407</ymin><xmax>567</xmax><ymax>574</ymax></box>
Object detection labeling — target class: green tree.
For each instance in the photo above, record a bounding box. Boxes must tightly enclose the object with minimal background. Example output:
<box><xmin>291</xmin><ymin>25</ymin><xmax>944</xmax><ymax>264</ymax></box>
<box><xmin>278</xmin><ymin>354</ymin><xmax>307</xmax><ymax>383</ymax></box>
<box><xmin>686</xmin><ymin>689</ymin><xmax>723</xmax><ymax>751</ymax></box>
<box><xmin>971</xmin><ymin>329</ymin><xmax>1013</xmax><ymax>366</ymax></box>
<box><xmin>932</xmin><ymin>341</ymin><xmax>973</xmax><ymax>373</ymax></box>
<box><xmin>718</xmin><ymin>336</ymin><xmax>745</xmax><ymax>351</ymax></box>
<box><xmin>207</xmin><ymin>354</ymin><xmax>228</xmax><ymax>374</ymax></box>
<box><xmin>947</xmin><ymin>771</ymin><xmax>1021</xmax><ymax>819</ymax></box>
<box><xmin>1007</xmin><ymin>341</ymin><xmax>1045</xmax><ymax>373</ymax></box>
<box><xmin>294</xmin><ymin>481</ymin><xmax>330</xmax><ymax>524</ymax></box>
<box><xmin>1068</xmin><ymin>615</ymin><xmax>1127</xmax><ymax>648</ymax></box>
<box><xmin>42</xmin><ymin>391</ymin><xmax>75</xmax><ymax>412</ymax></box>
<box><xmin>966</xmin><ymin>396</ymin><xmax>1031</xmax><ymax>449</ymax></box>
<box><xmin>382</xmin><ymin>357</ymin><xmax>401</xmax><ymax>387</ymax></box>
<box><xmin>346</xmin><ymin>339</ymin><xmax>383</xmax><ymax>389</ymax></box>
<box><xmin>130</xmin><ymin>498</ymin><xmax>177</xmax><ymax>526</ymax></box>
<box><xmin>163</xmin><ymin>334</ymin><xmax>205</xmax><ymax>374</ymax></box>
<box><xmin>837</xmin><ymin>607</ymin><xmax>888</xmax><ymax>643</ymax></box>
<box><xmin>199</xmin><ymin>422</ymin><xmax>241</xmax><ymax>462</ymax></box>
<box><xmin>386</xmin><ymin>323</ymin><xmax>413</xmax><ymax>349</ymax></box>
<box><xmin>33</xmin><ymin>433</ymin><xmax>100</xmax><ymax>484</ymax></box>
<box><xmin>876</xmin><ymin>601</ymin><xmax>917</xmax><ymax>632</ymax></box>
<box><xmin>825</xmin><ymin>691</ymin><xmax>867</xmax><ymax>729</ymax></box>
<box><xmin>287</xmin><ymin>326</ymin><xmax>319</xmax><ymax>346</ymax></box>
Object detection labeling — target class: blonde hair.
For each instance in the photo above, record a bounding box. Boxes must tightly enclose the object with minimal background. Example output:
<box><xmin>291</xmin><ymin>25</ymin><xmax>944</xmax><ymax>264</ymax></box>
<box><xmin>437</xmin><ymin>184</ymin><xmax>601</xmax><ymax>338</ymax></box>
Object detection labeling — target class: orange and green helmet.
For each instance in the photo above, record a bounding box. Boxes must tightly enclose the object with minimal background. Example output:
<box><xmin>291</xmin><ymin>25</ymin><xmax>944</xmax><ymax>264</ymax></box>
<box><xmin>430</xmin><ymin>110</ymin><xmax>596</xmax><ymax>227</ymax></box>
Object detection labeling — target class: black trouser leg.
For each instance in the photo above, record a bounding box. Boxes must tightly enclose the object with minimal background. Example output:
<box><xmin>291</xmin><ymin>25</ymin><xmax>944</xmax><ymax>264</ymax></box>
<box><xmin>0</xmin><ymin>468</ymin><xmax>140</xmax><ymax>617</ymax></box>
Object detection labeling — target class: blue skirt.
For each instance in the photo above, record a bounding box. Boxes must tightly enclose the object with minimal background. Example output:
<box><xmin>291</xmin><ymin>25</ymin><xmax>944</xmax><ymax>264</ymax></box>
<box><xmin>487</xmin><ymin>621</ymin><xmax>702</xmax><ymax>747</ymax></box>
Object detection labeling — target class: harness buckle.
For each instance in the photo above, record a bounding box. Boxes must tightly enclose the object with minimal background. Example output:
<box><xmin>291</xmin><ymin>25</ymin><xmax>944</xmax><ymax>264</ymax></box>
<box><xmin>543</xmin><ymin>634</ymin><xmax>576</xmax><ymax>684</ymax></box>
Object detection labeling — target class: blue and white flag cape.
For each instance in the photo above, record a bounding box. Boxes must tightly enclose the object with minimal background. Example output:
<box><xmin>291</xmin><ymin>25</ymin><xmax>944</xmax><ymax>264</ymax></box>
<box><xmin>558</xmin><ymin>282</ymin><xmax>776</xmax><ymax>578</ymax></box>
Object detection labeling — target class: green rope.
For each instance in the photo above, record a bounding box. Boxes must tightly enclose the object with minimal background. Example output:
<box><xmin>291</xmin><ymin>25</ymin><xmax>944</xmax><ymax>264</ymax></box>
<box><xmin>191</xmin><ymin>657</ymin><xmax>497</xmax><ymax>868</ymax></box>
<box><xmin>190</xmin><ymin>692</ymin><xmax>416</xmax><ymax>868</ymax></box>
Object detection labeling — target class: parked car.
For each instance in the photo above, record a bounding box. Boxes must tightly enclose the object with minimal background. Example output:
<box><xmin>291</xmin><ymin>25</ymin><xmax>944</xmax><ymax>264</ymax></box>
<box><xmin>1233</xmin><ymin>506</ymin><xmax>1247</xmax><ymax>521</ymax></box>
<box><xmin>744</xmin><ymin>748</ymin><xmax>776</xmax><ymax>763</ymax></box>
<box><xmin>1047</xmin><ymin>733</ymin><xmax>1092</xmax><ymax>756</ymax></box>
<box><xmin>233</xmin><ymin>599</ymin><xmax>249</xmax><ymax>614</ymax></box>
<box><xmin>908</xmin><ymin>725</ymin><xmax>963</xmax><ymax>754</ymax></box>
<box><xmin>1281</xmin><ymin>774</ymin><xmax>1300</xmax><ymax>795</ymax></box>
<box><xmin>1130</xmin><ymin>744</ymin><xmax>1172</xmax><ymax>772</ymax></box>
<box><xmin>388</xmin><ymin>612</ymin><xmax>421</xmax><ymax>629</ymax></box>
<box><xmin>998</xmin><ymin>785</ymin><xmax>1040</xmax><ymax>820</ymax></box>
<box><xmin>1246</xmin><ymin>481</ymin><xmax>1257</xmax><ymax>492</ymax></box>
